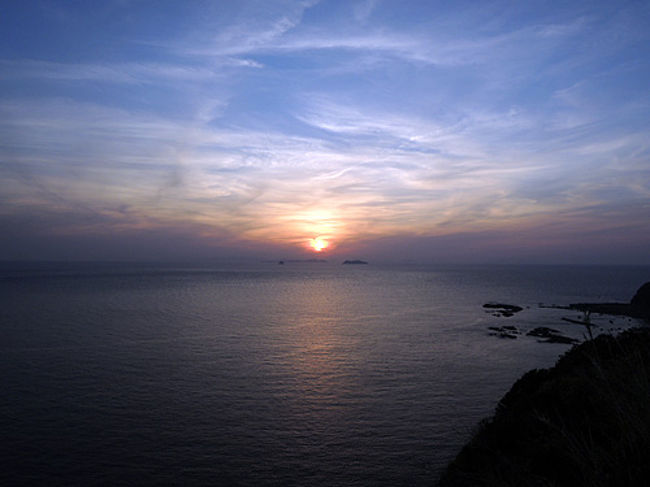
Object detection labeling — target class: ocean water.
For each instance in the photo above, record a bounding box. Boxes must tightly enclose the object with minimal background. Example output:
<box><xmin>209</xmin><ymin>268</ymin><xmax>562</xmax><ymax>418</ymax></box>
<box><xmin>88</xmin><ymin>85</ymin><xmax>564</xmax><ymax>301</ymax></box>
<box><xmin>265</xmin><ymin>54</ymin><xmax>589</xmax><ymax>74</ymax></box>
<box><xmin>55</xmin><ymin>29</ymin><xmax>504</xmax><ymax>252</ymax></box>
<box><xmin>1</xmin><ymin>262</ymin><xmax>648</xmax><ymax>486</ymax></box>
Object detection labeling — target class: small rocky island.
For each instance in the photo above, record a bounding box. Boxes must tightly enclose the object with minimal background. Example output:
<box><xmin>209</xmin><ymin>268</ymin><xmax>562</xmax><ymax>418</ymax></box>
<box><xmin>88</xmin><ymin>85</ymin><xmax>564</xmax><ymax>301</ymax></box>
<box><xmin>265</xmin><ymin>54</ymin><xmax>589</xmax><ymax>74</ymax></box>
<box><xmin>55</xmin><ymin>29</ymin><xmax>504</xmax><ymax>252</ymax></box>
<box><xmin>342</xmin><ymin>260</ymin><xmax>368</xmax><ymax>265</ymax></box>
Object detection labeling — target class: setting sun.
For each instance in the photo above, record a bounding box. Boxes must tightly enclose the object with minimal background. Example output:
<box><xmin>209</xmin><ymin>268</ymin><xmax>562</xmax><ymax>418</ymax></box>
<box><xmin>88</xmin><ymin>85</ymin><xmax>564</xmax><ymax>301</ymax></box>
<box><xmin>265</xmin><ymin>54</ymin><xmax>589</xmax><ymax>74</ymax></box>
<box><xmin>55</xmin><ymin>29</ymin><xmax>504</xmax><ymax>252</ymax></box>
<box><xmin>309</xmin><ymin>237</ymin><xmax>329</xmax><ymax>252</ymax></box>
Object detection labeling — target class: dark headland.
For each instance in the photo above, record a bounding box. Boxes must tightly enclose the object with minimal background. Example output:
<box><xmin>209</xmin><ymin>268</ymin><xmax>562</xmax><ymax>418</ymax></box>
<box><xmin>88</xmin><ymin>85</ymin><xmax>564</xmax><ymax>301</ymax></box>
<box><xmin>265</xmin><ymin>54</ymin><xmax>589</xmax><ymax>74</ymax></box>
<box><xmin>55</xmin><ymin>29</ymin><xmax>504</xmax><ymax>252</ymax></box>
<box><xmin>570</xmin><ymin>281</ymin><xmax>650</xmax><ymax>320</ymax></box>
<box><xmin>439</xmin><ymin>282</ymin><xmax>650</xmax><ymax>487</ymax></box>
<box><xmin>342</xmin><ymin>259</ymin><xmax>368</xmax><ymax>265</ymax></box>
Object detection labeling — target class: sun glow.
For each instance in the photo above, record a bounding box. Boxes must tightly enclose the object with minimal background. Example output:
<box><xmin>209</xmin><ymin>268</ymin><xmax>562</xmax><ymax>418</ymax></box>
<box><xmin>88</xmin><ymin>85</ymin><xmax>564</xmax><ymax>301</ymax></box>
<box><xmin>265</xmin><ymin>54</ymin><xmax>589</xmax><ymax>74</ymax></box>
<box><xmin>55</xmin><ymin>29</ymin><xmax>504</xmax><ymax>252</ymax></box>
<box><xmin>309</xmin><ymin>237</ymin><xmax>329</xmax><ymax>252</ymax></box>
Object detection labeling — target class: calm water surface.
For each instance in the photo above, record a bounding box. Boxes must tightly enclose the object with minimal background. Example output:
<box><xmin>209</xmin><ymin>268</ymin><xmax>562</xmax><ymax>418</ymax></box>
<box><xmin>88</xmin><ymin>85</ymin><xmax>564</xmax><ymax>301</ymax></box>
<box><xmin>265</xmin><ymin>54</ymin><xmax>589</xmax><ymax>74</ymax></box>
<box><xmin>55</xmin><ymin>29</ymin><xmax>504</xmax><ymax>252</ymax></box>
<box><xmin>1</xmin><ymin>262</ymin><xmax>648</xmax><ymax>486</ymax></box>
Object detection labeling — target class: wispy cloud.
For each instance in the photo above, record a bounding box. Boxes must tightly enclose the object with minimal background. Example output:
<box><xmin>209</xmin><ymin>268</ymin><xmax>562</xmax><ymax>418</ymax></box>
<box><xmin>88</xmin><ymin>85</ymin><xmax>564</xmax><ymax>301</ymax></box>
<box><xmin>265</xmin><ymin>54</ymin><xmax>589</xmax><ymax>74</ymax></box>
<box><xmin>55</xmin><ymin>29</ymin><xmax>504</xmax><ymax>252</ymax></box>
<box><xmin>4</xmin><ymin>89</ymin><xmax>645</xmax><ymax>252</ymax></box>
<box><xmin>0</xmin><ymin>0</ymin><xmax>648</xmax><ymax>261</ymax></box>
<box><xmin>0</xmin><ymin>58</ymin><xmax>261</xmax><ymax>84</ymax></box>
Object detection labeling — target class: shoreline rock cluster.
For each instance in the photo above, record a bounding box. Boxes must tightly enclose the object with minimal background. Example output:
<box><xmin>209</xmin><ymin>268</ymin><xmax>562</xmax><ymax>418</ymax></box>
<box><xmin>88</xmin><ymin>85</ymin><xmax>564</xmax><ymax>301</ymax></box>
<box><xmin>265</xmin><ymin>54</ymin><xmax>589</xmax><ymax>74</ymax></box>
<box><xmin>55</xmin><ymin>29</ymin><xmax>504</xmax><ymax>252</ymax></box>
<box><xmin>487</xmin><ymin>323</ymin><xmax>579</xmax><ymax>343</ymax></box>
<box><xmin>484</xmin><ymin>281</ymin><xmax>650</xmax><ymax>344</ymax></box>
<box><xmin>483</xmin><ymin>303</ymin><xmax>523</xmax><ymax>318</ymax></box>
<box><xmin>483</xmin><ymin>302</ymin><xmax>579</xmax><ymax>343</ymax></box>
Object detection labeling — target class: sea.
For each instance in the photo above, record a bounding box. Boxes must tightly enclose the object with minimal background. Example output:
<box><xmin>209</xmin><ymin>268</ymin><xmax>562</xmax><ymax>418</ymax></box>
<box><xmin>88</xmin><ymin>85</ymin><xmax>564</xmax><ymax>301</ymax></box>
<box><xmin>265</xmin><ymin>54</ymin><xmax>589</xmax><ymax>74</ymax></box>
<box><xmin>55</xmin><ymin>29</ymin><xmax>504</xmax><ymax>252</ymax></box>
<box><xmin>1</xmin><ymin>261</ymin><xmax>648</xmax><ymax>486</ymax></box>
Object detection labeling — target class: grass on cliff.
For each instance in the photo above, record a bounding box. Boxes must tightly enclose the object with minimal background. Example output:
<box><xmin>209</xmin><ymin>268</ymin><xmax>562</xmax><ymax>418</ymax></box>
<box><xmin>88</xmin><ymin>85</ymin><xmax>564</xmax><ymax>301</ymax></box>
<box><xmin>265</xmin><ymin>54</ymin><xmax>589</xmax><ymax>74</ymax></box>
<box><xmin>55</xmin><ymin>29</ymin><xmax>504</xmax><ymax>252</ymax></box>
<box><xmin>438</xmin><ymin>328</ymin><xmax>650</xmax><ymax>487</ymax></box>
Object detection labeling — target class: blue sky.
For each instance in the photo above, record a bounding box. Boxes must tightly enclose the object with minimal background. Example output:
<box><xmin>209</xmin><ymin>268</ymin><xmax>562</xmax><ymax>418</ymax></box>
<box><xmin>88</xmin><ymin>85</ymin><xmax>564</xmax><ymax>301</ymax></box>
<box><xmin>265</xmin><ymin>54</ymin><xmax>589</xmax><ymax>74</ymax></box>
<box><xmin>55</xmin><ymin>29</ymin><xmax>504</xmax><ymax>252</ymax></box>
<box><xmin>1</xmin><ymin>0</ymin><xmax>649</xmax><ymax>263</ymax></box>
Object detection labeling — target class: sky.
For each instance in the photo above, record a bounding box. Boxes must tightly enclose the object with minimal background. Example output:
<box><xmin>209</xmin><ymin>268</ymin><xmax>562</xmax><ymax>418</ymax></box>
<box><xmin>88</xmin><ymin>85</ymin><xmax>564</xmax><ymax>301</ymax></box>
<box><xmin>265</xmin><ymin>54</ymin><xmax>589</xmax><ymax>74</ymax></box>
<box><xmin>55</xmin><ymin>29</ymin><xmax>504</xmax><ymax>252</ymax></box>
<box><xmin>1</xmin><ymin>0</ymin><xmax>649</xmax><ymax>264</ymax></box>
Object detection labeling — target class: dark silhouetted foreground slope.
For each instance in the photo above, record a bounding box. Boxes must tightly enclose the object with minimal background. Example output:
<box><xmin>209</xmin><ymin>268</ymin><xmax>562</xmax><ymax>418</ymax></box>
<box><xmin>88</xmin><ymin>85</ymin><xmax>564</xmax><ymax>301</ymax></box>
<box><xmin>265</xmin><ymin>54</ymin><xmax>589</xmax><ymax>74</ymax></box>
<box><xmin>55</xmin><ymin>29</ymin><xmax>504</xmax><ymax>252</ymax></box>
<box><xmin>438</xmin><ymin>328</ymin><xmax>650</xmax><ymax>486</ymax></box>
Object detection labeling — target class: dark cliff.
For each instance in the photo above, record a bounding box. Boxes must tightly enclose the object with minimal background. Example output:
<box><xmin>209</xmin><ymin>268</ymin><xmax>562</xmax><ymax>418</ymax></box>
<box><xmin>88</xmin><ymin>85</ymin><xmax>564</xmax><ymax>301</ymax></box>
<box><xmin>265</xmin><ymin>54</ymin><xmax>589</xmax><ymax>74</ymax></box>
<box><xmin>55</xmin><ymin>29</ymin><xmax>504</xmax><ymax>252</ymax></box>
<box><xmin>438</xmin><ymin>328</ymin><xmax>650</xmax><ymax>486</ymax></box>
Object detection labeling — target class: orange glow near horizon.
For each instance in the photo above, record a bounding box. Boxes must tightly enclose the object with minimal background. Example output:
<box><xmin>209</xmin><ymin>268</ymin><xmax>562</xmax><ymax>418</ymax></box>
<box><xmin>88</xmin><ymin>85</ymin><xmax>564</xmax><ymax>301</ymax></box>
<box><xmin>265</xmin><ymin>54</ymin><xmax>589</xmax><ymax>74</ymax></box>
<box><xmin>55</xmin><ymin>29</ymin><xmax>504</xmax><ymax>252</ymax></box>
<box><xmin>309</xmin><ymin>237</ymin><xmax>329</xmax><ymax>252</ymax></box>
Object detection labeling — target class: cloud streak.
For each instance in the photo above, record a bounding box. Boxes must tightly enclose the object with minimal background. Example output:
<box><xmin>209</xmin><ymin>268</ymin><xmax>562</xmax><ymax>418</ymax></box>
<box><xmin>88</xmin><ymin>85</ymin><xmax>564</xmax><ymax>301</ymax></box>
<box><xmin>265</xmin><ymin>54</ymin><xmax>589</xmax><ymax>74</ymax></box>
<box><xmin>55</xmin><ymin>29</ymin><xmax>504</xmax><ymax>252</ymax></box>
<box><xmin>0</xmin><ymin>0</ymin><xmax>648</xmax><ymax>262</ymax></box>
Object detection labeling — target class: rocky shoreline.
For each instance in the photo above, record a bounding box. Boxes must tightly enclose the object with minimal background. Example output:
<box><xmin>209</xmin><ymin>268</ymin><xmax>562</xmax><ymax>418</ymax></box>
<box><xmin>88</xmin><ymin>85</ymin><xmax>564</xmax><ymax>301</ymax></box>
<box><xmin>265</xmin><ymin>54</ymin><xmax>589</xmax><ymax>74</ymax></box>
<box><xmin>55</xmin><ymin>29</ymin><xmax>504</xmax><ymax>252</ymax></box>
<box><xmin>483</xmin><ymin>281</ymin><xmax>650</xmax><ymax>343</ymax></box>
<box><xmin>569</xmin><ymin>281</ymin><xmax>650</xmax><ymax>320</ymax></box>
<box><xmin>439</xmin><ymin>282</ymin><xmax>650</xmax><ymax>486</ymax></box>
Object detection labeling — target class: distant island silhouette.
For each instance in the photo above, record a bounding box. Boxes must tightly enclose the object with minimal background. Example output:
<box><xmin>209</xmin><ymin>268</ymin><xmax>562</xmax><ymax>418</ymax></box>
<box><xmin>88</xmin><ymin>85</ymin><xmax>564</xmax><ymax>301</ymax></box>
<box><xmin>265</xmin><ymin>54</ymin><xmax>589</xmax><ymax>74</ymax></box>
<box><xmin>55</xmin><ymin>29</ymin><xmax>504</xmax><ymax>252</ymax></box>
<box><xmin>263</xmin><ymin>259</ymin><xmax>328</xmax><ymax>264</ymax></box>
<box><xmin>342</xmin><ymin>260</ymin><xmax>368</xmax><ymax>265</ymax></box>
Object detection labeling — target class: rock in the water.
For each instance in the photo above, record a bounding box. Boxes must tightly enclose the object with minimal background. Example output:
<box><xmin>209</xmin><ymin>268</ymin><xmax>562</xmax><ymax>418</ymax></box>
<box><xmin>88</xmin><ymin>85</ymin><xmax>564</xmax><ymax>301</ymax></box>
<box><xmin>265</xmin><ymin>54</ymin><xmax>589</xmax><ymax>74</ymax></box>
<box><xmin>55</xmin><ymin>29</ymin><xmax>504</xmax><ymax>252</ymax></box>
<box><xmin>543</xmin><ymin>334</ymin><xmax>579</xmax><ymax>344</ymax></box>
<box><xmin>488</xmin><ymin>325</ymin><xmax>519</xmax><ymax>339</ymax></box>
<box><xmin>488</xmin><ymin>325</ymin><xmax>519</xmax><ymax>333</ymax></box>
<box><xmin>526</xmin><ymin>327</ymin><xmax>577</xmax><ymax>344</ymax></box>
<box><xmin>483</xmin><ymin>303</ymin><xmax>523</xmax><ymax>314</ymax></box>
<box><xmin>527</xmin><ymin>327</ymin><xmax>561</xmax><ymax>338</ymax></box>
<box><xmin>491</xmin><ymin>331</ymin><xmax>518</xmax><ymax>339</ymax></box>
